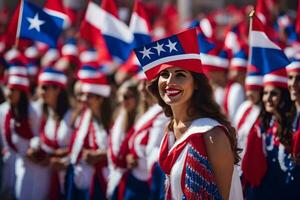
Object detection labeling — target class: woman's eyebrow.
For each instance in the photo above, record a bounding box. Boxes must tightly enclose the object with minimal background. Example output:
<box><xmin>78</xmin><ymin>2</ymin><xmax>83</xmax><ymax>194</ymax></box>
<box><xmin>175</xmin><ymin>69</ymin><xmax>187</xmax><ymax>73</ymax></box>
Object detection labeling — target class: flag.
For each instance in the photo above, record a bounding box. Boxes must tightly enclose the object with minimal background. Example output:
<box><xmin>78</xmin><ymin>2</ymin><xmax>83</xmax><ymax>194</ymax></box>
<box><xmin>118</xmin><ymin>0</ymin><xmax>152</xmax><ymax>77</ymax></box>
<box><xmin>43</xmin><ymin>0</ymin><xmax>70</xmax><ymax>28</ymax></box>
<box><xmin>17</xmin><ymin>0</ymin><xmax>65</xmax><ymax>47</ymax></box>
<box><xmin>81</xmin><ymin>1</ymin><xmax>134</xmax><ymax>63</ymax></box>
<box><xmin>249</xmin><ymin>13</ymin><xmax>290</xmax><ymax>88</ymax></box>
<box><xmin>129</xmin><ymin>0</ymin><xmax>152</xmax><ymax>47</ymax></box>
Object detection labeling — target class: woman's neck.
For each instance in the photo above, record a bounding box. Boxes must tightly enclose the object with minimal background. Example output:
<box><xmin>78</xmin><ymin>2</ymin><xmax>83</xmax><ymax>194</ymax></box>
<box><xmin>171</xmin><ymin>103</ymin><xmax>199</xmax><ymax>140</ymax></box>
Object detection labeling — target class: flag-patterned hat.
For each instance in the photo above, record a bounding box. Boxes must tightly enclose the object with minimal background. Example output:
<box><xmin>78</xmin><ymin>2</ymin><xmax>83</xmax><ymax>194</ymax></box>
<box><xmin>134</xmin><ymin>28</ymin><xmax>203</xmax><ymax>80</ymax></box>
<box><xmin>7</xmin><ymin>62</ymin><xmax>29</xmax><ymax>92</ymax></box>
<box><xmin>80</xmin><ymin>72</ymin><xmax>111</xmax><ymax>97</ymax></box>
<box><xmin>286</xmin><ymin>58</ymin><xmax>300</xmax><ymax>73</ymax></box>
<box><xmin>38</xmin><ymin>67</ymin><xmax>67</xmax><ymax>88</ymax></box>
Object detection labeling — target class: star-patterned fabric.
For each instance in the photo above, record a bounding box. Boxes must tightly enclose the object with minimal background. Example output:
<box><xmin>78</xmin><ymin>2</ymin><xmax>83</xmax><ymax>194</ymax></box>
<box><xmin>18</xmin><ymin>0</ymin><xmax>64</xmax><ymax>47</ymax></box>
<box><xmin>134</xmin><ymin>28</ymin><xmax>203</xmax><ymax>80</ymax></box>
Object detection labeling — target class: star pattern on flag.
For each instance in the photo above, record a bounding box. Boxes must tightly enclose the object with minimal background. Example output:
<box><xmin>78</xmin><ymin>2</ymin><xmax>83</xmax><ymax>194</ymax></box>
<box><xmin>166</xmin><ymin>40</ymin><xmax>178</xmax><ymax>52</ymax></box>
<box><xmin>153</xmin><ymin>42</ymin><xmax>166</xmax><ymax>56</ymax></box>
<box><xmin>27</xmin><ymin>13</ymin><xmax>45</xmax><ymax>32</ymax></box>
<box><xmin>139</xmin><ymin>46</ymin><xmax>154</xmax><ymax>59</ymax></box>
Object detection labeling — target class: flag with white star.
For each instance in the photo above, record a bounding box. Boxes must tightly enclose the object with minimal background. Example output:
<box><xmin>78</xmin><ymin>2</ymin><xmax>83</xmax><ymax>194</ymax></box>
<box><xmin>17</xmin><ymin>0</ymin><xmax>64</xmax><ymax>47</ymax></box>
<box><xmin>134</xmin><ymin>28</ymin><xmax>203</xmax><ymax>80</ymax></box>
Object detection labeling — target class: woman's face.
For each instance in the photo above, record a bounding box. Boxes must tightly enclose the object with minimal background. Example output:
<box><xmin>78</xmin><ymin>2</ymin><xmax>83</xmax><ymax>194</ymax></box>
<box><xmin>262</xmin><ymin>85</ymin><xmax>282</xmax><ymax>114</ymax></box>
<box><xmin>246</xmin><ymin>89</ymin><xmax>261</xmax><ymax>105</ymax></box>
<box><xmin>83</xmin><ymin>93</ymin><xmax>103</xmax><ymax>112</ymax></box>
<box><xmin>7</xmin><ymin>88</ymin><xmax>21</xmax><ymax>106</ymax></box>
<box><xmin>40</xmin><ymin>85</ymin><xmax>60</xmax><ymax>106</ymax></box>
<box><xmin>158</xmin><ymin>66</ymin><xmax>195</xmax><ymax>107</ymax></box>
<box><xmin>118</xmin><ymin>89</ymin><xmax>137</xmax><ymax>112</ymax></box>
<box><xmin>287</xmin><ymin>71</ymin><xmax>300</xmax><ymax>103</ymax></box>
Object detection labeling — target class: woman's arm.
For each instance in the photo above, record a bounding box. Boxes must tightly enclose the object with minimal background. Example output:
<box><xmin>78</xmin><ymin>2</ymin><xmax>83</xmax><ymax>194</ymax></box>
<box><xmin>203</xmin><ymin>126</ymin><xmax>234</xmax><ymax>200</ymax></box>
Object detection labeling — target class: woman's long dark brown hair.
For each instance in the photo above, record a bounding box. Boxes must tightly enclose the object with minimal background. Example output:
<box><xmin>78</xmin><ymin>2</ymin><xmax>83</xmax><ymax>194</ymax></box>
<box><xmin>147</xmin><ymin>72</ymin><xmax>240</xmax><ymax>164</ymax></box>
<box><xmin>14</xmin><ymin>91</ymin><xmax>29</xmax><ymax>121</ymax></box>
<box><xmin>260</xmin><ymin>88</ymin><xmax>295</xmax><ymax>149</ymax></box>
<box><xmin>43</xmin><ymin>87</ymin><xmax>70</xmax><ymax>121</ymax></box>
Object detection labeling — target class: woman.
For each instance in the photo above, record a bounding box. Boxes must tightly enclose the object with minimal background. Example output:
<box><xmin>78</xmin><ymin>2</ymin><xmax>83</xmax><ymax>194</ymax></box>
<box><xmin>117</xmin><ymin>77</ymin><xmax>169</xmax><ymax>200</ymax></box>
<box><xmin>135</xmin><ymin>28</ymin><xmax>242</xmax><ymax>199</ymax></box>
<box><xmin>67</xmin><ymin>73</ymin><xmax>112</xmax><ymax>200</ymax></box>
<box><xmin>29</xmin><ymin>67</ymin><xmax>72</xmax><ymax>199</ymax></box>
<box><xmin>242</xmin><ymin>68</ymin><xmax>300</xmax><ymax>199</ymax></box>
<box><xmin>233</xmin><ymin>73</ymin><xmax>263</xmax><ymax>162</ymax></box>
<box><xmin>107</xmin><ymin>80</ymin><xmax>139</xmax><ymax>199</ymax></box>
<box><xmin>0</xmin><ymin>65</ymin><xmax>46</xmax><ymax>200</ymax></box>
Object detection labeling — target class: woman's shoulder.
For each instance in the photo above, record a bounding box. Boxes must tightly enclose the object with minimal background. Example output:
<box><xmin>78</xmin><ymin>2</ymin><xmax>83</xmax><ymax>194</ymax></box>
<box><xmin>187</xmin><ymin>117</ymin><xmax>222</xmax><ymax>134</ymax></box>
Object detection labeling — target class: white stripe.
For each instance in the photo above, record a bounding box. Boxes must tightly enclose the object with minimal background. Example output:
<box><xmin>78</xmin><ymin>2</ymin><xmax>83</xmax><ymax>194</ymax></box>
<box><xmin>200</xmin><ymin>53</ymin><xmax>229</xmax><ymax>68</ymax></box>
<box><xmin>129</xmin><ymin>12</ymin><xmax>149</xmax><ymax>34</ymax></box>
<box><xmin>286</xmin><ymin>61</ymin><xmax>300</xmax><ymax>71</ymax></box>
<box><xmin>62</xmin><ymin>44</ymin><xmax>78</xmax><ymax>56</ymax></box>
<box><xmin>25</xmin><ymin>46</ymin><xmax>39</xmax><ymax>58</ymax></box>
<box><xmin>224</xmin><ymin>32</ymin><xmax>240</xmax><ymax>53</ymax></box>
<box><xmin>8</xmin><ymin>76</ymin><xmax>29</xmax><ymax>87</ymax></box>
<box><xmin>250</xmin><ymin>31</ymin><xmax>281</xmax><ymax>49</ymax></box>
<box><xmin>77</xmin><ymin>70</ymin><xmax>101</xmax><ymax>79</ymax></box>
<box><xmin>245</xmin><ymin>76</ymin><xmax>263</xmax><ymax>86</ymax></box>
<box><xmin>8</xmin><ymin>66</ymin><xmax>27</xmax><ymax>76</ymax></box>
<box><xmin>230</xmin><ymin>58</ymin><xmax>247</xmax><ymax>67</ymax></box>
<box><xmin>80</xmin><ymin>51</ymin><xmax>97</xmax><ymax>63</ymax></box>
<box><xmin>263</xmin><ymin>74</ymin><xmax>287</xmax><ymax>84</ymax></box>
<box><xmin>70</xmin><ymin>109</ymin><xmax>92</xmax><ymax>164</ymax></box>
<box><xmin>143</xmin><ymin>54</ymin><xmax>201</xmax><ymax>71</ymax></box>
<box><xmin>85</xmin><ymin>2</ymin><xmax>133</xmax><ymax>43</ymax></box>
<box><xmin>81</xmin><ymin>83</ymin><xmax>111</xmax><ymax>97</ymax></box>
<box><xmin>4</xmin><ymin>48</ymin><xmax>20</xmax><ymax>62</ymax></box>
<box><xmin>39</xmin><ymin>73</ymin><xmax>67</xmax><ymax>85</ymax></box>
<box><xmin>44</xmin><ymin>8</ymin><xmax>70</xmax><ymax>28</ymax></box>
<box><xmin>42</xmin><ymin>49</ymin><xmax>59</xmax><ymax>65</ymax></box>
<box><xmin>200</xmin><ymin>18</ymin><xmax>212</xmax><ymax>38</ymax></box>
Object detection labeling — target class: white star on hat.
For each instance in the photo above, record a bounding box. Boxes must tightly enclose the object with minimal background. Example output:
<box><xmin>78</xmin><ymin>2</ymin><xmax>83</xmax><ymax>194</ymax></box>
<box><xmin>139</xmin><ymin>47</ymin><xmax>154</xmax><ymax>59</ymax></box>
<box><xmin>153</xmin><ymin>42</ymin><xmax>166</xmax><ymax>56</ymax></box>
<box><xmin>27</xmin><ymin>13</ymin><xmax>45</xmax><ymax>32</ymax></box>
<box><xmin>166</xmin><ymin>40</ymin><xmax>178</xmax><ymax>52</ymax></box>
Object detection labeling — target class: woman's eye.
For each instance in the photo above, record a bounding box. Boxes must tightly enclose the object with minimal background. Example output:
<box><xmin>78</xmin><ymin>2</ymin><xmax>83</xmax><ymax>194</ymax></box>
<box><xmin>160</xmin><ymin>71</ymin><xmax>169</xmax><ymax>78</ymax></box>
<box><xmin>176</xmin><ymin>73</ymin><xmax>185</xmax><ymax>78</ymax></box>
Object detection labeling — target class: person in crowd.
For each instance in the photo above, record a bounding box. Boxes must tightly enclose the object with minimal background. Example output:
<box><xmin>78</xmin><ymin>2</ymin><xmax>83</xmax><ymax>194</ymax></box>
<box><xmin>66</xmin><ymin>72</ymin><xmax>112</xmax><ymax>200</ymax></box>
<box><xmin>107</xmin><ymin>80</ymin><xmax>140</xmax><ymax>199</ymax></box>
<box><xmin>242</xmin><ymin>67</ymin><xmax>300</xmax><ymax>199</ymax></box>
<box><xmin>233</xmin><ymin>70</ymin><xmax>263</xmax><ymax>162</ymax></box>
<box><xmin>0</xmin><ymin>64</ymin><xmax>48</xmax><ymax>200</ymax></box>
<box><xmin>28</xmin><ymin>67</ymin><xmax>73</xmax><ymax>199</ymax></box>
<box><xmin>136</xmin><ymin>28</ymin><xmax>243</xmax><ymax>199</ymax></box>
<box><xmin>223</xmin><ymin>49</ymin><xmax>247</xmax><ymax>121</ymax></box>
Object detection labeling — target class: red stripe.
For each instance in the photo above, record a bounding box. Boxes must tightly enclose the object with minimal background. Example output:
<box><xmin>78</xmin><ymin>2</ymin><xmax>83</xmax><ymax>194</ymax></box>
<box><xmin>223</xmin><ymin>81</ymin><xmax>234</xmax><ymax>116</ymax></box>
<box><xmin>236</xmin><ymin>105</ymin><xmax>253</xmax><ymax>131</ymax></box>
<box><xmin>40</xmin><ymin>116</ymin><xmax>59</xmax><ymax>150</ymax></box>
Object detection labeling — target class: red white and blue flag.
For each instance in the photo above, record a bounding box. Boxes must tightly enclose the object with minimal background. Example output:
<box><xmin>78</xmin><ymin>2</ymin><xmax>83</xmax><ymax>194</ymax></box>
<box><xmin>82</xmin><ymin>0</ymin><xmax>134</xmax><ymax>63</ymax></box>
<box><xmin>249</xmin><ymin>13</ymin><xmax>290</xmax><ymax>88</ymax></box>
<box><xmin>15</xmin><ymin>0</ymin><xmax>65</xmax><ymax>47</ymax></box>
<box><xmin>129</xmin><ymin>0</ymin><xmax>152</xmax><ymax>47</ymax></box>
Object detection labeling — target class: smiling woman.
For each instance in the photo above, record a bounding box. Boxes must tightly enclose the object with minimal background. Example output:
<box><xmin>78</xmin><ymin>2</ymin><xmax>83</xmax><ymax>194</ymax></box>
<box><xmin>135</xmin><ymin>28</ymin><xmax>243</xmax><ymax>200</ymax></box>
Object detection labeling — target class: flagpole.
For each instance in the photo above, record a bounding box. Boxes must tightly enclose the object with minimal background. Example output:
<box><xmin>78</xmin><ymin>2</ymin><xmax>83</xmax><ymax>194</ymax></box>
<box><xmin>15</xmin><ymin>0</ymin><xmax>24</xmax><ymax>48</ymax></box>
<box><xmin>247</xmin><ymin>10</ymin><xmax>255</xmax><ymax>69</ymax></box>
